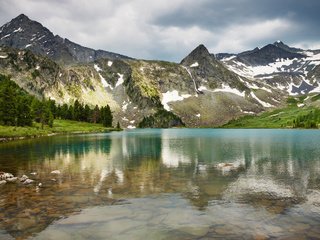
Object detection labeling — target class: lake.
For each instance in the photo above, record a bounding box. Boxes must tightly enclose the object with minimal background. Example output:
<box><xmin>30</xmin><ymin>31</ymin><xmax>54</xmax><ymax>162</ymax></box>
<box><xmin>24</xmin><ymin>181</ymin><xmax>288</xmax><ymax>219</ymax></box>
<box><xmin>0</xmin><ymin>129</ymin><xmax>320</xmax><ymax>239</ymax></box>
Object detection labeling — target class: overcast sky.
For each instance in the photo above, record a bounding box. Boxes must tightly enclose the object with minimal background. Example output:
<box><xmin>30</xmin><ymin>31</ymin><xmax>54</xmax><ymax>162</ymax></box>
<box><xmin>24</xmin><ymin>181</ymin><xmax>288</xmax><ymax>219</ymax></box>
<box><xmin>1</xmin><ymin>0</ymin><xmax>320</xmax><ymax>62</ymax></box>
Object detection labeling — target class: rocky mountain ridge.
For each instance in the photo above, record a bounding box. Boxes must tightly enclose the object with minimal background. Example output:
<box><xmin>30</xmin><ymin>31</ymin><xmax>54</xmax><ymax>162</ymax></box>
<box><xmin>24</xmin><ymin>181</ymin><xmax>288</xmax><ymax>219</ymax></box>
<box><xmin>0</xmin><ymin>14</ymin><xmax>131</xmax><ymax>64</ymax></box>
<box><xmin>218</xmin><ymin>41</ymin><xmax>320</xmax><ymax>96</ymax></box>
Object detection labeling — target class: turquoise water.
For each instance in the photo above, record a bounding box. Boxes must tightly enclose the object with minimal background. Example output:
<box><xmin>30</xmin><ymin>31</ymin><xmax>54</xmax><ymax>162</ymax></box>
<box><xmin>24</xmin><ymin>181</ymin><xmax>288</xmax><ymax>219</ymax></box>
<box><xmin>0</xmin><ymin>129</ymin><xmax>320</xmax><ymax>239</ymax></box>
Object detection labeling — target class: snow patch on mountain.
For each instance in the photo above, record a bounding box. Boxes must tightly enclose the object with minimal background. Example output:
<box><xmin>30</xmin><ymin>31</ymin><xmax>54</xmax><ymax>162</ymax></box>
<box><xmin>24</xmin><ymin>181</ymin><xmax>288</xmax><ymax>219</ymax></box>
<box><xmin>222</xmin><ymin>52</ymin><xmax>320</xmax><ymax>80</ymax></box>
<box><xmin>182</xmin><ymin>66</ymin><xmax>200</xmax><ymax>94</ymax></box>
<box><xmin>309</xmin><ymin>85</ymin><xmax>320</xmax><ymax>93</ymax></box>
<box><xmin>190</xmin><ymin>62</ymin><xmax>199</xmax><ymax>67</ymax></box>
<box><xmin>122</xmin><ymin>101</ymin><xmax>128</xmax><ymax>111</ymax></box>
<box><xmin>250</xmin><ymin>92</ymin><xmax>273</xmax><ymax>107</ymax></box>
<box><xmin>1</xmin><ymin>34</ymin><xmax>10</xmax><ymax>40</ymax></box>
<box><xmin>94</xmin><ymin>64</ymin><xmax>113</xmax><ymax>89</ymax></box>
<box><xmin>115</xmin><ymin>73</ymin><xmax>124</xmax><ymax>87</ymax></box>
<box><xmin>13</xmin><ymin>27</ymin><xmax>23</xmax><ymax>33</ymax></box>
<box><xmin>213</xmin><ymin>84</ymin><xmax>246</xmax><ymax>97</ymax></box>
<box><xmin>94</xmin><ymin>64</ymin><xmax>102</xmax><ymax>72</ymax></box>
<box><xmin>161</xmin><ymin>90</ymin><xmax>191</xmax><ymax>111</ymax></box>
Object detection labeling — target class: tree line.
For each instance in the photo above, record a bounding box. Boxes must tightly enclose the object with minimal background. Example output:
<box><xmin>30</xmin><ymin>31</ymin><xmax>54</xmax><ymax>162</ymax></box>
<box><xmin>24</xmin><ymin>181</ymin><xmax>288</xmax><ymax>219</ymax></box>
<box><xmin>293</xmin><ymin>108</ymin><xmax>320</xmax><ymax>129</ymax></box>
<box><xmin>0</xmin><ymin>74</ymin><xmax>113</xmax><ymax>128</ymax></box>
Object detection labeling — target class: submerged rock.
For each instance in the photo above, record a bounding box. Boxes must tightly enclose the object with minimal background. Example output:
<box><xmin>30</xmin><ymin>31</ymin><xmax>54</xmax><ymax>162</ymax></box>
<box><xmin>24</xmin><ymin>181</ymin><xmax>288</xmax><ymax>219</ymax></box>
<box><xmin>0</xmin><ymin>172</ymin><xmax>36</xmax><ymax>186</ymax></box>
<box><xmin>20</xmin><ymin>175</ymin><xmax>29</xmax><ymax>182</ymax></box>
<box><xmin>0</xmin><ymin>172</ymin><xmax>14</xmax><ymax>180</ymax></box>
<box><xmin>6</xmin><ymin>177</ymin><xmax>18</xmax><ymax>183</ymax></box>
<box><xmin>23</xmin><ymin>179</ymin><xmax>34</xmax><ymax>185</ymax></box>
<box><xmin>215</xmin><ymin>162</ymin><xmax>242</xmax><ymax>173</ymax></box>
<box><xmin>51</xmin><ymin>170</ymin><xmax>61</xmax><ymax>174</ymax></box>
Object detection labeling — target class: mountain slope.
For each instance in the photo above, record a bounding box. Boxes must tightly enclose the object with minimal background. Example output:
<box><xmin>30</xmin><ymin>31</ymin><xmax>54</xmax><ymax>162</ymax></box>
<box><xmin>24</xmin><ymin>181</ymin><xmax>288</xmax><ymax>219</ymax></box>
<box><xmin>0</xmin><ymin>14</ymin><xmax>131</xmax><ymax>64</ymax></box>
<box><xmin>219</xmin><ymin>42</ymin><xmax>320</xmax><ymax>96</ymax></box>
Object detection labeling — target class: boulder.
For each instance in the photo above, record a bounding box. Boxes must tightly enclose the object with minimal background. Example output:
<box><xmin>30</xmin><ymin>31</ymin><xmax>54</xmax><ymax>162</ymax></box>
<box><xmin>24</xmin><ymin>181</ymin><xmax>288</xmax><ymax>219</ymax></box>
<box><xmin>23</xmin><ymin>179</ymin><xmax>34</xmax><ymax>185</ymax></box>
<box><xmin>20</xmin><ymin>175</ymin><xmax>29</xmax><ymax>182</ymax></box>
<box><xmin>51</xmin><ymin>170</ymin><xmax>61</xmax><ymax>174</ymax></box>
<box><xmin>0</xmin><ymin>172</ymin><xmax>14</xmax><ymax>180</ymax></box>
<box><xmin>6</xmin><ymin>177</ymin><xmax>18</xmax><ymax>183</ymax></box>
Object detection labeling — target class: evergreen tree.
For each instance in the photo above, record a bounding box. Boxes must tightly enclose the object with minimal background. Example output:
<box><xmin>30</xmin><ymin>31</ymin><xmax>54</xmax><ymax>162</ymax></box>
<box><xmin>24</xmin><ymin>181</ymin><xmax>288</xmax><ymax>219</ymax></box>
<box><xmin>67</xmin><ymin>105</ymin><xmax>73</xmax><ymax>120</ymax></box>
<box><xmin>102</xmin><ymin>105</ymin><xmax>113</xmax><ymax>127</ymax></box>
<box><xmin>84</xmin><ymin>104</ymin><xmax>90</xmax><ymax>122</ymax></box>
<box><xmin>31</xmin><ymin>99</ymin><xmax>53</xmax><ymax>129</ymax></box>
<box><xmin>48</xmin><ymin>99</ymin><xmax>57</xmax><ymax>118</ymax></box>
<box><xmin>73</xmin><ymin>100</ymin><xmax>81</xmax><ymax>121</ymax></box>
<box><xmin>92</xmin><ymin>105</ymin><xmax>100</xmax><ymax>123</ymax></box>
<box><xmin>16</xmin><ymin>95</ymin><xmax>32</xmax><ymax>126</ymax></box>
<box><xmin>0</xmin><ymin>77</ymin><xmax>17</xmax><ymax>125</ymax></box>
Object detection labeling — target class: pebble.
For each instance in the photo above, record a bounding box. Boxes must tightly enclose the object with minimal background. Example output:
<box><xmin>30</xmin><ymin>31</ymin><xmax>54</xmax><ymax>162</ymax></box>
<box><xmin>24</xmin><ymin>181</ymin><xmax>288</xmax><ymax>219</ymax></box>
<box><xmin>6</xmin><ymin>177</ymin><xmax>18</xmax><ymax>183</ymax></box>
<box><xmin>23</xmin><ymin>179</ymin><xmax>34</xmax><ymax>185</ymax></box>
<box><xmin>20</xmin><ymin>175</ymin><xmax>29</xmax><ymax>182</ymax></box>
<box><xmin>0</xmin><ymin>180</ymin><xmax>6</xmax><ymax>185</ymax></box>
<box><xmin>51</xmin><ymin>170</ymin><xmax>61</xmax><ymax>174</ymax></box>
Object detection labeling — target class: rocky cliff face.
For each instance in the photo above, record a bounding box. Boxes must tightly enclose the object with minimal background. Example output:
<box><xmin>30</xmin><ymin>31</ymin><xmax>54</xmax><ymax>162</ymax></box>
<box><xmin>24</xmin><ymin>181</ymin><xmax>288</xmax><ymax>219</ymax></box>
<box><xmin>0</xmin><ymin>14</ymin><xmax>131</xmax><ymax>64</ymax></box>
<box><xmin>1</xmin><ymin>14</ymin><xmax>319</xmax><ymax>128</ymax></box>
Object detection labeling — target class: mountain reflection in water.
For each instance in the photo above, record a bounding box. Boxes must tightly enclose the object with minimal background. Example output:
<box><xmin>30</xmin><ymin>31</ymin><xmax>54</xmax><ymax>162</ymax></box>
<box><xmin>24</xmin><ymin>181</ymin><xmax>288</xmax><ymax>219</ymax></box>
<box><xmin>0</xmin><ymin>129</ymin><xmax>320</xmax><ymax>239</ymax></box>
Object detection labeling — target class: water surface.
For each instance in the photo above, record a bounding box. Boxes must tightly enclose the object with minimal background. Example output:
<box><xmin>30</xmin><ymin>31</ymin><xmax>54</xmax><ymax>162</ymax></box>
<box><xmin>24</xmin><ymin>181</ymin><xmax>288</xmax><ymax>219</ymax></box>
<box><xmin>0</xmin><ymin>129</ymin><xmax>320</xmax><ymax>239</ymax></box>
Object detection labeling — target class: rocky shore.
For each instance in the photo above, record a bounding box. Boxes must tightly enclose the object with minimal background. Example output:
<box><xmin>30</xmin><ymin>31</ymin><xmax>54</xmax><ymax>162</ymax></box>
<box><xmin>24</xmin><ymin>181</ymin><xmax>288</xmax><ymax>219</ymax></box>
<box><xmin>0</xmin><ymin>171</ymin><xmax>36</xmax><ymax>185</ymax></box>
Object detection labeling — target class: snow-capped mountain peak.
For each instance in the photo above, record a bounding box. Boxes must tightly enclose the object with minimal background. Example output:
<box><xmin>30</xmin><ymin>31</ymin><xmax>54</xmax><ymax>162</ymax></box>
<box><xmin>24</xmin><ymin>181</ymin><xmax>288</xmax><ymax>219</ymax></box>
<box><xmin>219</xmin><ymin>41</ymin><xmax>320</xmax><ymax>95</ymax></box>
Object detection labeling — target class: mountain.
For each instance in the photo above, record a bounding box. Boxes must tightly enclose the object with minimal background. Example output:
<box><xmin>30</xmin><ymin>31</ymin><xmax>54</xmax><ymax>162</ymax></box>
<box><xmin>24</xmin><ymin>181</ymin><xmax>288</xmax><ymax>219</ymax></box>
<box><xmin>1</xmin><ymin>14</ymin><xmax>320</xmax><ymax>128</ymax></box>
<box><xmin>219</xmin><ymin>41</ymin><xmax>320</xmax><ymax>96</ymax></box>
<box><xmin>237</xmin><ymin>44</ymin><xmax>305</xmax><ymax>66</ymax></box>
<box><xmin>0</xmin><ymin>14</ymin><xmax>131</xmax><ymax>64</ymax></box>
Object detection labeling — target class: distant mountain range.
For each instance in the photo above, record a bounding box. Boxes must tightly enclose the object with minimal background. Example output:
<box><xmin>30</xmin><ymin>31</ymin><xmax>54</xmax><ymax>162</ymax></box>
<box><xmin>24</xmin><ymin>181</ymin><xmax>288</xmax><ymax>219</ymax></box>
<box><xmin>0</xmin><ymin>14</ymin><xmax>320</xmax><ymax>128</ymax></box>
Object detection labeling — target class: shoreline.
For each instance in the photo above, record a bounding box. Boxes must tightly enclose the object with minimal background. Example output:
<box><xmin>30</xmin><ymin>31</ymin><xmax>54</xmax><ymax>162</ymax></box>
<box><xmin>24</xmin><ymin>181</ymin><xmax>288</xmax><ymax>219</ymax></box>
<box><xmin>0</xmin><ymin>125</ymin><xmax>121</xmax><ymax>143</ymax></box>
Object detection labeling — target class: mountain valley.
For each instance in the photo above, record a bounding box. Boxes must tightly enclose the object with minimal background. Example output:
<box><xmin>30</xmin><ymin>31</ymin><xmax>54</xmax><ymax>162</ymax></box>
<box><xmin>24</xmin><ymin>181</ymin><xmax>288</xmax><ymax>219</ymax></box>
<box><xmin>1</xmin><ymin>14</ymin><xmax>320</xmax><ymax>128</ymax></box>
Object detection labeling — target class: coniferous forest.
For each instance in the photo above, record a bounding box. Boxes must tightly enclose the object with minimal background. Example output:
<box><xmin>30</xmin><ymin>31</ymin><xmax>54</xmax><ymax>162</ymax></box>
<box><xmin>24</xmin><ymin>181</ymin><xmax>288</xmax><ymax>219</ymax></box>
<box><xmin>0</xmin><ymin>74</ymin><xmax>113</xmax><ymax>128</ymax></box>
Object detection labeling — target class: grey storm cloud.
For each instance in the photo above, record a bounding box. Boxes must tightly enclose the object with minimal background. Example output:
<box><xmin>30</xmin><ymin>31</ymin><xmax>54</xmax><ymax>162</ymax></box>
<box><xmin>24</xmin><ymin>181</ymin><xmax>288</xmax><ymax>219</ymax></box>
<box><xmin>0</xmin><ymin>0</ymin><xmax>320</xmax><ymax>62</ymax></box>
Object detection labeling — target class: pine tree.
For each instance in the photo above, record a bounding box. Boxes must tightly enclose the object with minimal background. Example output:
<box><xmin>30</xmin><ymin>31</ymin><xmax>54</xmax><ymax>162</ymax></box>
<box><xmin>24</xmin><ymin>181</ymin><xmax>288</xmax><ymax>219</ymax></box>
<box><xmin>0</xmin><ymin>78</ymin><xmax>17</xmax><ymax>126</ymax></box>
<box><xmin>84</xmin><ymin>104</ymin><xmax>90</xmax><ymax>122</ymax></box>
<box><xmin>102</xmin><ymin>105</ymin><xmax>113</xmax><ymax>127</ymax></box>
<box><xmin>73</xmin><ymin>100</ymin><xmax>81</xmax><ymax>121</ymax></box>
<box><xmin>92</xmin><ymin>105</ymin><xmax>100</xmax><ymax>123</ymax></box>
<box><xmin>16</xmin><ymin>95</ymin><xmax>32</xmax><ymax>126</ymax></box>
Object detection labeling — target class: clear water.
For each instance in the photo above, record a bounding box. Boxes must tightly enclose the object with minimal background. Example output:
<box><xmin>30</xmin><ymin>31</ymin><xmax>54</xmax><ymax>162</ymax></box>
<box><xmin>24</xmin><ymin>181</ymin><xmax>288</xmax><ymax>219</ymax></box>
<box><xmin>0</xmin><ymin>129</ymin><xmax>320</xmax><ymax>239</ymax></box>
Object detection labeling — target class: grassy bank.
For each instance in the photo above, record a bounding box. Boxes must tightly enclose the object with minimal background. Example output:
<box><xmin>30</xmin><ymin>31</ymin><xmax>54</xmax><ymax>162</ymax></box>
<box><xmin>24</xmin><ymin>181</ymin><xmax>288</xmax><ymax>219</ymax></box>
<box><xmin>222</xmin><ymin>106</ymin><xmax>320</xmax><ymax>129</ymax></box>
<box><xmin>0</xmin><ymin>119</ymin><xmax>117</xmax><ymax>141</ymax></box>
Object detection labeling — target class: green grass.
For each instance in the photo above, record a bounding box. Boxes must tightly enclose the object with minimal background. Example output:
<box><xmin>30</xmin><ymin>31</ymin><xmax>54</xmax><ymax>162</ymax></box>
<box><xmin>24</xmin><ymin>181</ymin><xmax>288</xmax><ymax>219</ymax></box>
<box><xmin>222</xmin><ymin>106</ymin><xmax>318</xmax><ymax>128</ymax></box>
<box><xmin>0</xmin><ymin>119</ymin><xmax>115</xmax><ymax>139</ymax></box>
<box><xmin>311</xmin><ymin>94</ymin><xmax>320</xmax><ymax>102</ymax></box>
